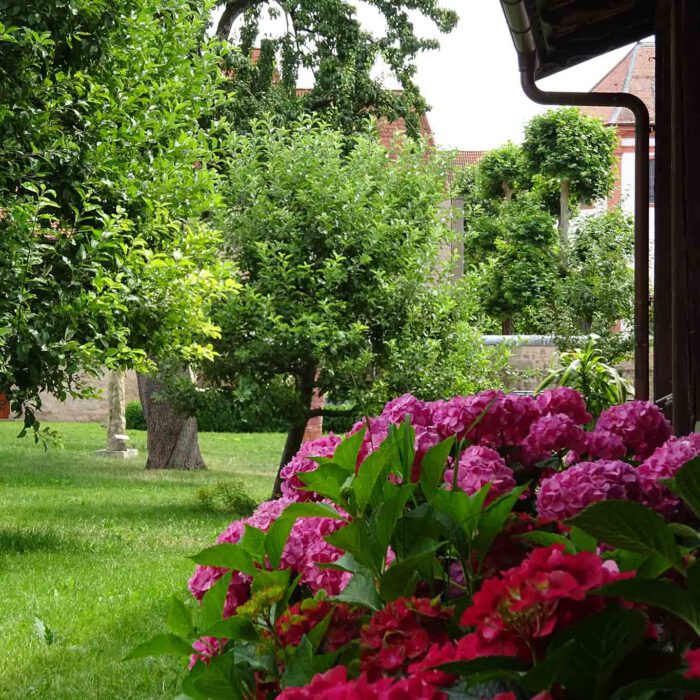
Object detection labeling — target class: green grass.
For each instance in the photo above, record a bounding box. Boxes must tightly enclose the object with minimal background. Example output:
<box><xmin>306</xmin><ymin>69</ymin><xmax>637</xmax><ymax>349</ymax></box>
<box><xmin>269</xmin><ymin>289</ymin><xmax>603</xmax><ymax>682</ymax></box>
<box><xmin>0</xmin><ymin>422</ymin><xmax>284</xmax><ymax>699</ymax></box>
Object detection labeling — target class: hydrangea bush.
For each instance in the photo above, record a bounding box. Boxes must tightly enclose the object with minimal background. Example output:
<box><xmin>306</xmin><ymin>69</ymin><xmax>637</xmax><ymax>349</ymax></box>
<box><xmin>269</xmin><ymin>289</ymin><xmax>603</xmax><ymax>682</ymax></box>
<box><xmin>131</xmin><ymin>388</ymin><xmax>700</xmax><ymax>699</ymax></box>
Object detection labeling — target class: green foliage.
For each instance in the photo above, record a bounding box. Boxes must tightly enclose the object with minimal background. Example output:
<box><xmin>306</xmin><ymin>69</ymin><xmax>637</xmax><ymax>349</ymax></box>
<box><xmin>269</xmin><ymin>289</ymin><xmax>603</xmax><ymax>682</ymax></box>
<box><xmin>522</xmin><ymin>107</ymin><xmax>617</xmax><ymax>208</ymax></box>
<box><xmin>206</xmin><ymin>117</ymin><xmax>505</xmax><ymax>445</ymax></box>
<box><xmin>556</xmin><ymin>210</ymin><xmax>635</xmax><ymax>358</ymax></box>
<box><xmin>0</xmin><ymin>0</ymin><xmax>237</xmax><ymax>428</ymax></box>
<box><xmin>474</xmin><ymin>196</ymin><xmax>559</xmax><ymax>331</ymax></box>
<box><xmin>476</xmin><ymin>142</ymin><xmax>526</xmax><ymax>201</ymax></box>
<box><xmin>214</xmin><ymin>0</ymin><xmax>458</xmax><ymax>136</ymax></box>
<box><xmin>537</xmin><ymin>337</ymin><xmax>633</xmax><ymax>416</ymax></box>
<box><xmin>125</xmin><ymin>401</ymin><xmax>147</xmax><ymax>431</ymax></box>
<box><xmin>195</xmin><ymin>481</ymin><xmax>259</xmax><ymax>517</ymax></box>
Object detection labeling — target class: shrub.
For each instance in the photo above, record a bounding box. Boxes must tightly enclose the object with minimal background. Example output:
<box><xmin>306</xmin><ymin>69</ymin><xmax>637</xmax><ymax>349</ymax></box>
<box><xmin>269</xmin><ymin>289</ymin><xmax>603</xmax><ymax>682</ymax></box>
<box><xmin>125</xmin><ymin>401</ymin><xmax>146</xmax><ymax>431</ymax></box>
<box><xmin>194</xmin><ymin>481</ymin><xmax>257</xmax><ymax>517</ymax></box>
<box><xmin>133</xmin><ymin>388</ymin><xmax>700</xmax><ymax>700</ymax></box>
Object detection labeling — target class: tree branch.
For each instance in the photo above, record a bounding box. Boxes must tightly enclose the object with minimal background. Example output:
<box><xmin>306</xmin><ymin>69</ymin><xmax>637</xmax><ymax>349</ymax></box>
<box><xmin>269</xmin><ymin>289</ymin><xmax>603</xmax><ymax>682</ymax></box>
<box><xmin>216</xmin><ymin>0</ymin><xmax>260</xmax><ymax>39</ymax></box>
<box><xmin>308</xmin><ymin>407</ymin><xmax>356</xmax><ymax>419</ymax></box>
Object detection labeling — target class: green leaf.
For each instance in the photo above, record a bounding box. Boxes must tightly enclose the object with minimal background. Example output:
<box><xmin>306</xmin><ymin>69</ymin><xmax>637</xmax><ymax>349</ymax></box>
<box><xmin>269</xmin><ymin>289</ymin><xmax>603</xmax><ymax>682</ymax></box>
<box><xmin>238</xmin><ymin>526</ymin><xmax>266</xmax><ymax>563</ymax></box>
<box><xmin>473</xmin><ymin>485</ymin><xmax>529</xmax><ymax>565</ymax></box>
<box><xmin>330</xmin><ymin>427</ymin><xmax>365</xmax><ymax>472</ymax></box>
<box><xmin>351</xmin><ymin>440</ymin><xmax>393</xmax><ymax>514</ymax></box>
<box><xmin>299</xmin><ymin>462</ymin><xmax>350</xmax><ymax>504</ymax></box>
<box><xmin>613</xmin><ymin>674</ymin><xmax>700</xmax><ymax>699</ymax></box>
<box><xmin>568</xmin><ymin>500</ymin><xmax>684</xmax><ymax>571</ymax></box>
<box><xmin>372</xmin><ymin>483</ymin><xmax>415</xmax><ymax>555</ymax></box>
<box><xmin>379</xmin><ymin>540</ymin><xmax>442</xmax><ymax>601</ymax></box>
<box><xmin>201</xmin><ymin>572</ymin><xmax>232</xmax><ymax>630</ymax></box>
<box><xmin>281</xmin><ymin>636</ymin><xmax>315</xmax><ymax>688</ymax></box>
<box><xmin>251</xmin><ymin>568</ymin><xmax>291</xmax><ymax>596</ymax></box>
<box><xmin>439</xmin><ymin>656</ymin><xmax>527</xmax><ymax>682</ymax></box>
<box><xmin>265</xmin><ymin>502</ymin><xmax>343</xmax><ymax>569</ymax></box>
<box><xmin>540</xmin><ymin>607</ymin><xmax>646</xmax><ymax>699</ymax></box>
<box><xmin>324</xmin><ymin>519</ymin><xmax>377</xmax><ymax>572</ymax></box>
<box><xmin>419</xmin><ymin>436</ymin><xmax>454</xmax><ymax>500</ymax></box>
<box><xmin>666</xmin><ymin>456</ymin><xmax>700</xmax><ymax>518</ymax></box>
<box><xmin>201</xmin><ymin>615</ymin><xmax>257</xmax><ymax>641</ymax></box>
<box><xmin>189</xmin><ymin>544</ymin><xmax>256</xmax><ymax>575</ymax></box>
<box><xmin>517</xmin><ymin>530</ymin><xmax>576</xmax><ymax>554</ymax></box>
<box><xmin>332</xmin><ymin>567</ymin><xmax>382</xmax><ymax>610</ymax></box>
<box><xmin>166</xmin><ymin>597</ymin><xmax>194</xmax><ymax>637</ymax></box>
<box><xmin>598</xmin><ymin>578</ymin><xmax>700</xmax><ymax>635</ymax></box>
<box><xmin>569</xmin><ymin>526</ymin><xmax>598</xmax><ymax>552</ymax></box>
<box><xmin>124</xmin><ymin>633</ymin><xmax>193</xmax><ymax>660</ymax></box>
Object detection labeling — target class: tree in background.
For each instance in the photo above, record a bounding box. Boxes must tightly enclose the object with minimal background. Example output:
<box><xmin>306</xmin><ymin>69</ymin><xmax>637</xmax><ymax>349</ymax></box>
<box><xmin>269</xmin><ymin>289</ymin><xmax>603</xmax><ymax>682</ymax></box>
<box><xmin>205</xmin><ymin>118</ymin><xmax>506</xmax><ymax>494</ymax></box>
<box><xmin>522</xmin><ymin>107</ymin><xmax>617</xmax><ymax>255</ymax></box>
<box><xmin>556</xmin><ymin>209</ymin><xmax>635</xmax><ymax>360</ymax></box>
<box><xmin>0</xmin><ymin>0</ymin><xmax>235</xmax><ymax>460</ymax></box>
<box><xmin>214</xmin><ymin>0</ymin><xmax>457</xmax><ymax>135</ymax></box>
<box><xmin>476</xmin><ymin>142</ymin><xmax>526</xmax><ymax>202</ymax></box>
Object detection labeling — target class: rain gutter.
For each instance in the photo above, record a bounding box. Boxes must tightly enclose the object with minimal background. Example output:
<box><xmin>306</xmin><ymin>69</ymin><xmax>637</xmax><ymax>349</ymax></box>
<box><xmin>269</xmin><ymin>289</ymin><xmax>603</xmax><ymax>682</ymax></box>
<box><xmin>499</xmin><ymin>0</ymin><xmax>651</xmax><ymax>400</ymax></box>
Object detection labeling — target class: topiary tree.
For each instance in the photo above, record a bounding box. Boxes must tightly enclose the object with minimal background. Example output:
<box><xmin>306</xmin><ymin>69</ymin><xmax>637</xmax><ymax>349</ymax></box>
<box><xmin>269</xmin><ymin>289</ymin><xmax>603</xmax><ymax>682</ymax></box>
<box><xmin>206</xmin><ymin>117</ymin><xmax>501</xmax><ymax>495</ymax></box>
<box><xmin>522</xmin><ymin>108</ymin><xmax>617</xmax><ymax>255</ymax></box>
<box><xmin>476</xmin><ymin>142</ymin><xmax>526</xmax><ymax>201</ymax></box>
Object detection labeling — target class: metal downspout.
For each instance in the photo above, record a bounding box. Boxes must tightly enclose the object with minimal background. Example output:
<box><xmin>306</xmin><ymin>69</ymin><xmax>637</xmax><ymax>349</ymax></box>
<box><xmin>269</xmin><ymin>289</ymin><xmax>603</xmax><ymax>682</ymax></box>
<box><xmin>500</xmin><ymin>1</ymin><xmax>651</xmax><ymax>400</ymax></box>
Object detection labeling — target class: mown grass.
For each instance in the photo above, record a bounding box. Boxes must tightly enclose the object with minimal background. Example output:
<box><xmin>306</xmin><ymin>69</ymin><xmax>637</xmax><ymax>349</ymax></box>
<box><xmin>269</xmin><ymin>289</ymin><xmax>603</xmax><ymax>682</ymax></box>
<box><xmin>0</xmin><ymin>422</ymin><xmax>284</xmax><ymax>699</ymax></box>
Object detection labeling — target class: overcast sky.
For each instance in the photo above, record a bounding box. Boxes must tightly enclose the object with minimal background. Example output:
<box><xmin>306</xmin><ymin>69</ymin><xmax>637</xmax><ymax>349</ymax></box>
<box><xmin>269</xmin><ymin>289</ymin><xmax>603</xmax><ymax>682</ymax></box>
<box><xmin>215</xmin><ymin>2</ymin><xmax>649</xmax><ymax>151</ymax></box>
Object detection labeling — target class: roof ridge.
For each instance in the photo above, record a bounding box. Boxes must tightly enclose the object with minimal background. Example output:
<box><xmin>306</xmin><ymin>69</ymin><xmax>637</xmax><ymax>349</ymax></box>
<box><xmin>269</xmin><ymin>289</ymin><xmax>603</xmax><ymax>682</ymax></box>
<box><xmin>609</xmin><ymin>43</ymin><xmax>641</xmax><ymax>124</ymax></box>
<box><xmin>589</xmin><ymin>44</ymin><xmax>636</xmax><ymax>93</ymax></box>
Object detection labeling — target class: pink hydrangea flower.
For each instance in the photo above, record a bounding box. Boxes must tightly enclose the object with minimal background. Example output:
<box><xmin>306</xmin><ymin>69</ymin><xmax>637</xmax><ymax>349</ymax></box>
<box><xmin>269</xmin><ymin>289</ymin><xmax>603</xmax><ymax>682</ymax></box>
<box><xmin>189</xmin><ymin>636</ymin><xmax>224</xmax><ymax>669</ymax></box>
<box><xmin>638</xmin><ymin>434</ymin><xmax>700</xmax><ymax>517</ymax></box>
<box><xmin>595</xmin><ymin>401</ymin><xmax>672</xmax><ymax>460</ymax></box>
<box><xmin>443</xmin><ymin>446</ymin><xmax>515</xmax><ymax>500</ymax></box>
<box><xmin>279</xmin><ymin>434</ymin><xmax>343</xmax><ymax>501</ymax></box>
<box><xmin>537</xmin><ymin>460</ymin><xmax>641</xmax><ymax>520</ymax></box>
<box><xmin>519</xmin><ymin>414</ymin><xmax>588</xmax><ymax>466</ymax></box>
<box><xmin>536</xmin><ymin>387</ymin><xmax>592</xmax><ymax>425</ymax></box>
<box><xmin>380</xmin><ymin>393</ymin><xmax>434</xmax><ymax>429</ymax></box>
<box><xmin>188</xmin><ymin>497</ymin><xmax>350</xmax><ymax>616</ymax></box>
<box><xmin>565</xmin><ymin>430</ymin><xmax>627</xmax><ymax>466</ymax></box>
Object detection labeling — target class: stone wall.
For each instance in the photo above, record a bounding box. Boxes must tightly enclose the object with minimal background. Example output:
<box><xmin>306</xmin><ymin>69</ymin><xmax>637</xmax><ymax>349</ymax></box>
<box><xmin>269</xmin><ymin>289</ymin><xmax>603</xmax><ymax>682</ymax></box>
<box><xmin>31</xmin><ymin>371</ymin><xmax>140</xmax><ymax>423</ymax></box>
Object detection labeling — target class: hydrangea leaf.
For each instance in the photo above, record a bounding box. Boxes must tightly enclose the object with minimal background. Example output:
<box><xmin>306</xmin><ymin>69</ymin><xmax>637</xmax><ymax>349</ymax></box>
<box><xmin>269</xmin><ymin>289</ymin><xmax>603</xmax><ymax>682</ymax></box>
<box><xmin>124</xmin><ymin>633</ymin><xmax>194</xmax><ymax>660</ymax></box>
<box><xmin>331</xmin><ymin>427</ymin><xmax>366</xmax><ymax>473</ymax></box>
<box><xmin>166</xmin><ymin>596</ymin><xmax>194</xmax><ymax>637</ymax></box>
<box><xmin>568</xmin><ymin>500</ymin><xmax>684</xmax><ymax>571</ymax></box>
<box><xmin>666</xmin><ymin>456</ymin><xmax>700</xmax><ymax>519</ymax></box>
<box><xmin>419</xmin><ymin>436</ymin><xmax>454</xmax><ymax>500</ymax></box>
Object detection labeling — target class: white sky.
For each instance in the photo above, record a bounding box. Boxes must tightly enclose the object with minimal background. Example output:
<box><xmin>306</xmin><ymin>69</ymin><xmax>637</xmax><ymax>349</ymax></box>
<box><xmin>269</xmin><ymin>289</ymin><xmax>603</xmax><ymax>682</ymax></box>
<box><xmin>213</xmin><ymin>2</ymin><xmax>649</xmax><ymax>151</ymax></box>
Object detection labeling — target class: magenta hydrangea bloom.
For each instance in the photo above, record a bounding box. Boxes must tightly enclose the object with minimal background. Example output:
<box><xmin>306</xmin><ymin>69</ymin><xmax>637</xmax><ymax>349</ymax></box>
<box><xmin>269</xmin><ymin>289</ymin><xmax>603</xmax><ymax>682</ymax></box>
<box><xmin>519</xmin><ymin>414</ymin><xmax>588</xmax><ymax>466</ymax></box>
<box><xmin>279</xmin><ymin>434</ymin><xmax>343</xmax><ymax>501</ymax></box>
<box><xmin>565</xmin><ymin>429</ymin><xmax>627</xmax><ymax>466</ymax></box>
<box><xmin>443</xmin><ymin>445</ymin><xmax>515</xmax><ymax>499</ymax></box>
<box><xmin>188</xmin><ymin>497</ymin><xmax>350</xmax><ymax>616</ymax></box>
<box><xmin>595</xmin><ymin>401</ymin><xmax>672</xmax><ymax>460</ymax></box>
<box><xmin>537</xmin><ymin>460</ymin><xmax>641</xmax><ymax>520</ymax></box>
<box><xmin>638</xmin><ymin>434</ymin><xmax>700</xmax><ymax>517</ymax></box>
<box><xmin>380</xmin><ymin>393</ymin><xmax>434</xmax><ymax>429</ymax></box>
<box><xmin>536</xmin><ymin>387</ymin><xmax>592</xmax><ymax>426</ymax></box>
<box><xmin>281</xmin><ymin>514</ymin><xmax>350</xmax><ymax>595</ymax></box>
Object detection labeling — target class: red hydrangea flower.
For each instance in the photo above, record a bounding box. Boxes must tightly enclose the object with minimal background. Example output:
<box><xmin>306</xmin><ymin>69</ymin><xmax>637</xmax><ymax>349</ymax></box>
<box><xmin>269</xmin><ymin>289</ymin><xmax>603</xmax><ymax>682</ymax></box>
<box><xmin>638</xmin><ymin>434</ymin><xmax>700</xmax><ymax>517</ymax></box>
<box><xmin>595</xmin><ymin>400</ymin><xmax>672</xmax><ymax>460</ymax></box>
<box><xmin>519</xmin><ymin>414</ymin><xmax>588</xmax><ymax>466</ymax></box>
<box><xmin>536</xmin><ymin>459</ymin><xmax>641</xmax><ymax>520</ymax></box>
<box><xmin>275</xmin><ymin>599</ymin><xmax>362</xmax><ymax>652</ymax></box>
<box><xmin>460</xmin><ymin>545</ymin><xmax>633</xmax><ymax>650</ymax></box>
<box><xmin>360</xmin><ymin>597</ymin><xmax>451</xmax><ymax>680</ymax></box>
<box><xmin>276</xmin><ymin>666</ymin><xmax>446</xmax><ymax>700</ymax></box>
<box><xmin>685</xmin><ymin>647</ymin><xmax>700</xmax><ymax>678</ymax></box>
<box><xmin>443</xmin><ymin>446</ymin><xmax>515</xmax><ymax>500</ymax></box>
<box><xmin>536</xmin><ymin>387</ymin><xmax>592</xmax><ymax>425</ymax></box>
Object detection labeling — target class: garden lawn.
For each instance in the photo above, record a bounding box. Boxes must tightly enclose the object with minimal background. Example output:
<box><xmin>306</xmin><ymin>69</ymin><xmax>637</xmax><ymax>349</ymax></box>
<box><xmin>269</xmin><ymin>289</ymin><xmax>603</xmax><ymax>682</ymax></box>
<box><xmin>0</xmin><ymin>422</ymin><xmax>284</xmax><ymax>699</ymax></box>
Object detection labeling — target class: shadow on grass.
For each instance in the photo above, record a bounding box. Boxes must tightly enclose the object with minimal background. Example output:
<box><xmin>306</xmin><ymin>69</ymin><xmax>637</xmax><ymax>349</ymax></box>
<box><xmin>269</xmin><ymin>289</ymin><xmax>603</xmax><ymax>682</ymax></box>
<box><xmin>0</xmin><ymin>525</ymin><xmax>77</xmax><ymax>554</ymax></box>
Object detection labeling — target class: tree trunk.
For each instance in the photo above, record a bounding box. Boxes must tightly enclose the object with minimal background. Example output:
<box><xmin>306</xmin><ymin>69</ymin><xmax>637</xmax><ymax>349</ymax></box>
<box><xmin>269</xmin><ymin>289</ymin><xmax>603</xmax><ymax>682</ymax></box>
<box><xmin>502</xmin><ymin>318</ymin><xmax>514</xmax><ymax>335</ymax></box>
<box><xmin>216</xmin><ymin>1</ymin><xmax>259</xmax><ymax>39</ymax></box>
<box><xmin>559</xmin><ymin>179</ymin><xmax>570</xmax><ymax>258</ymax></box>
<box><xmin>137</xmin><ymin>368</ymin><xmax>205</xmax><ymax>470</ymax></box>
<box><xmin>271</xmin><ymin>366</ymin><xmax>316</xmax><ymax>498</ymax></box>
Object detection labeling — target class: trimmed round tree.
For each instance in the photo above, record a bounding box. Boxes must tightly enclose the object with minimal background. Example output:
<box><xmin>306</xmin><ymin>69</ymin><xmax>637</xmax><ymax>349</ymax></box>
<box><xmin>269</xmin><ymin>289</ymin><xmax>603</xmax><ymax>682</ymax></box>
<box><xmin>522</xmin><ymin>108</ymin><xmax>617</xmax><ymax>255</ymax></box>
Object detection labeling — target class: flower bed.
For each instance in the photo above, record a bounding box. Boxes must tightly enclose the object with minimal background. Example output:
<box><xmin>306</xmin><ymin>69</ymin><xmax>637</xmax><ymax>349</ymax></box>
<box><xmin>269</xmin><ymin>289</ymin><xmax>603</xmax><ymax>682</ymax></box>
<box><xmin>132</xmin><ymin>389</ymin><xmax>700</xmax><ymax>699</ymax></box>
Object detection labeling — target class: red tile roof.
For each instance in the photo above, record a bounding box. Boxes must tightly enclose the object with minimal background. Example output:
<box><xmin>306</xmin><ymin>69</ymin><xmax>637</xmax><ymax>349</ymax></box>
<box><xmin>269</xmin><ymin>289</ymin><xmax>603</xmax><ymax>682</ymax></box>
<box><xmin>582</xmin><ymin>41</ymin><xmax>655</xmax><ymax>126</ymax></box>
<box><xmin>451</xmin><ymin>150</ymin><xmax>486</xmax><ymax>167</ymax></box>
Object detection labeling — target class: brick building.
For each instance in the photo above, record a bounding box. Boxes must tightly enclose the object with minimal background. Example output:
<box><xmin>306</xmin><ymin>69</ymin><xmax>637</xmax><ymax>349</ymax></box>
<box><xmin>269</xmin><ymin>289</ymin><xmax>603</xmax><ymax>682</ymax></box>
<box><xmin>581</xmin><ymin>41</ymin><xmax>656</xmax><ymax>262</ymax></box>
